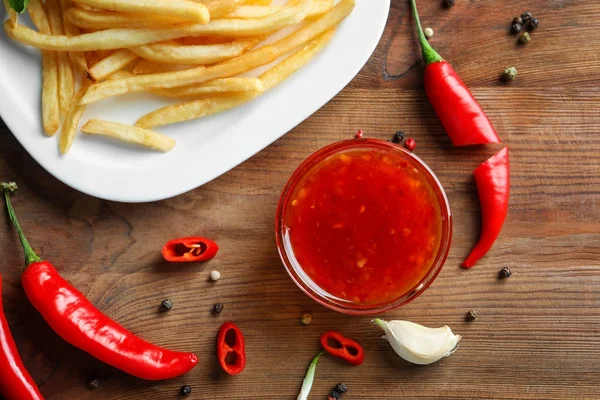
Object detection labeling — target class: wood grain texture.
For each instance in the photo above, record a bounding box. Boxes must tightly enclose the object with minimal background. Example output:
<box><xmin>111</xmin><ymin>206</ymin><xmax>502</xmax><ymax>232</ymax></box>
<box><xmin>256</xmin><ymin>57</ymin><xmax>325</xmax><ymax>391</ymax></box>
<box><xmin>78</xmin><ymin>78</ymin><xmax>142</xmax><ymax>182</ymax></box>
<box><xmin>1</xmin><ymin>0</ymin><xmax>600</xmax><ymax>399</ymax></box>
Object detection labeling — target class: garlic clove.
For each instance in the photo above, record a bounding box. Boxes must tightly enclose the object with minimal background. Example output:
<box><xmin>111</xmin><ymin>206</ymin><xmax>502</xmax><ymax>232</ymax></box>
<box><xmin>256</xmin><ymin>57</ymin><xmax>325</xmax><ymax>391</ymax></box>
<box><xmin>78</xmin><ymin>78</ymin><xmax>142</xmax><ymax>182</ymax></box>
<box><xmin>372</xmin><ymin>318</ymin><xmax>461</xmax><ymax>365</ymax></box>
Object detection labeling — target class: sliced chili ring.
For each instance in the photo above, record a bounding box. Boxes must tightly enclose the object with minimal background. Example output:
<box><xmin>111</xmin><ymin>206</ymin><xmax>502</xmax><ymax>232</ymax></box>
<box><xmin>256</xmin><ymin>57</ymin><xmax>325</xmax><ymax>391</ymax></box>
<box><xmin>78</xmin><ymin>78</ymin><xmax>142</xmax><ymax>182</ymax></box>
<box><xmin>217</xmin><ymin>321</ymin><xmax>246</xmax><ymax>375</ymax></box>
<box><xmin>161</xmin><ymin>236</ymin><xmax>218</xmax><ymax>262</ymax></box>
<box><xmin>320</xmin><ymin>331</ymin><xmax>364</xmax><ymax>366</ymax></box>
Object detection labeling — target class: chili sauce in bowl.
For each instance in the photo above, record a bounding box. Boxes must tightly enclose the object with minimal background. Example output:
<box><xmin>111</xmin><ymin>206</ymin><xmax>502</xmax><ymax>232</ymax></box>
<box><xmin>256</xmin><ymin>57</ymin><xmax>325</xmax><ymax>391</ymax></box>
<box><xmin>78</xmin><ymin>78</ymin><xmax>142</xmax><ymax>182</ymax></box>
<box><xmin>276</xmin><ymin>138</ymin><xmax>451</xmax><ymax>315</ymax></box>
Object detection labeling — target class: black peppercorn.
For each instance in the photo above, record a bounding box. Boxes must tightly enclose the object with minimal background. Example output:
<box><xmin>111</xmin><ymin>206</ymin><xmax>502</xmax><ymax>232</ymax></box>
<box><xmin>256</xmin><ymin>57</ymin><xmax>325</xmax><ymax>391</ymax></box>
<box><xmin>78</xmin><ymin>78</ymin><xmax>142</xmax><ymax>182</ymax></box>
<box><xmin>513</xmin><ymin>16</ymin><xmax>523</xmax><ymax>25</ymax></box>
<box><xmin>466</xmin><ymin>310</ymin><xmax>478</xmax><ymax>321</ymax></box>
<box><xmin>161</xmin><ymin>299</ymin><xmax>173</xmax><ymax>311</ymax></box>
<box><xmin>501</xmin><ymin>67</ymin><xmax>518</xmax><ymax>81</ymax></box>
<box><xmin>529</xmin><ymin>18</ymin><xmax>539</xmax><ymax>30</ymax></box>
<box><xmin>336</xmin><ymin>383</ymin><xmax>348</xmax><ymax>394</ymax></box>
<box><xmin>511</xmin><ymin>22</ymin><xmax>522</xmax><ymax>33</ymax></box>
<box><xmin>180</xmin><ymin>385</ymin><xmax>192</xmax><ymax>396</ymax></box>
<box><xmin>329</xmin><ymin>389</ymin><xmax>341</xmax><ymax>399</ymax></box>
<box><xmin>444</xmin><ymin>0</ymin><xmax>455</xmax><ymax>6</ymax></box>
<box><xmin>393</xmin><ymin>131</ymin><xmax>405</xmax><ymax>143</ymax></box>
<box><xmin>518</xmin><ymin>31</ymin><xmax>530</xmax><ymax>44</ymax></box>
<box><xmin>213</xmin><ymin>303</ymin><xmax>224</xmax><ymax>313</ymax></box>
<box><xmin>499</xmin><ymin>266</ymin><xmax>512</xmax><ymax>278</ymax></box>
<box><xmin>521</xmin><ymin>11</ymin><xmax>532</xmax><ymax>24</ymax></box>
<box><xmin>88</xmin><ymin>378</ymin><xmax>100</xmax><ymax>390</ymax></box>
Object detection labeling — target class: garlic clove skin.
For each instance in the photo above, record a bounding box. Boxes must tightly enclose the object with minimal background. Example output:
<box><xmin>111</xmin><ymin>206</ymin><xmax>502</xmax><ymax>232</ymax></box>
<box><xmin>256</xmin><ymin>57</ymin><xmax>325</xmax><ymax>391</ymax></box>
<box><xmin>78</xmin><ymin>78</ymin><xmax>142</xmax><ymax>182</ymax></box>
<box><xmin>372</xmin><ymin>318</ymin><xmax>461</xmax><ymax>365</ymax></box>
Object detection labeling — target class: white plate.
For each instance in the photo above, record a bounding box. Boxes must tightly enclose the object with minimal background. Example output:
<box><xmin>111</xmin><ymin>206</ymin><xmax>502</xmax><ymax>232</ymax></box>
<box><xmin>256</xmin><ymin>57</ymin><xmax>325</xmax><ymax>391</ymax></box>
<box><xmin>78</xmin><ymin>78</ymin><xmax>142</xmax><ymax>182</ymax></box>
<box><xmin>0</xmin><ymin>1</ymin><xmax>390</xmax><ymax>202</ymax></box>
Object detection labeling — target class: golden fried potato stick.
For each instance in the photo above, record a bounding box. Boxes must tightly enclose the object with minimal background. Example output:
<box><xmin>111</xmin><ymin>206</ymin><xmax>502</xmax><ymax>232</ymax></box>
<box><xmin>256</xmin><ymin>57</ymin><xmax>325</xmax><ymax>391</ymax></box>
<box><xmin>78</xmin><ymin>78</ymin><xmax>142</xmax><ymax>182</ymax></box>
<box><xmin>136</xmin><ymin>29</ymin><xmax>334</xmax><ymax>128</ymax></box>
<box><xmin>131</xmin><ymin>37</ymin><xmax>260</xmax><ymax>65</ymax></box>
<box><xmin>81</xmin><ymin>119</ymin><xmax>176</xmax><ymax>152</ymax></box>
<box><xmin>59</xmin><ymin>82</ymin><xmax>90</xmax><ymax>154</ymax></box>
<box><xmin>5</xmin><ymin>0</ymin><xmax>311</xmax><ymax>50</ymax></box>
<box><xmin>84</xmin><ymin>49</ymin><xmax>139</xmax><ymax>82</ymax></box>
<box><xmin>71</xmin><ymin>0</ymin><xmax>210</xmax><ymax>24</ymax></box>
<box><xmin>28</xmin><ymin>0</ymin><xmax>60</xmax><ymax>136</ymax></box>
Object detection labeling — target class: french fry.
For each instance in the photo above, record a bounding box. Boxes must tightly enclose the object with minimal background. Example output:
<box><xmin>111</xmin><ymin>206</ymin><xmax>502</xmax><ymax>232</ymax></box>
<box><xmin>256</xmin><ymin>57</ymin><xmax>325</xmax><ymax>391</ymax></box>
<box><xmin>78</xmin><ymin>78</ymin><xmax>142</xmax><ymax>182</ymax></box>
<box><xmin>71</xmin><ymin>0</ymin><xmax>210</xmax><ymax>24</ymax></box>
<box><xmin>132</xmin><ymin>59</ymin><xmax>163</xmax><ymax>75</ymax></box>
<box><xmin>224</xmin><ymin>0</ymin><xmax>333</xmax><ymax>19</ymax></box>
<box><xmin>28</xmin><ymin>0</ymin><xmax>60</xmax><ymax>136</ymax></box>
<box><xmin>65</xmin><ymin>8</ymin><xmax>185</xmax><ymax>30</ymax></box>
<box><xmin>200</xmin><ymin>0</ymin><xmax>245</xmax><ymax>19</ymax></box>
<box><xmin>84</xmin><ymin>49</ymin><xmax>139</xmax><ymax>82</ymax></box>
<box><xmin>45</xmin><ymin>0</ymin><xmax>75</xmax><ymax>116</ymax></box>
<box><xmin>60</xmin><ymin>0</ymin><xmax>88</xmax><ymax>73</ymax></box>
<box><xmin>136</xmin><ymin>29</ymin><xmax>334</xmax><ymax>128</ymax></box>
<box><xmin>154</xmin><ymin>77</ymin><xmax>263</xmax><ymax>98</ymax></box>
<box><xmin>2</xmin><ymin>0</ymin><xmax>17</xmax><ymax>24</ymax></box>
<box><xmin>6</xmin><ymin>0</ymin><xmax>311</xmax><ymax>51</ymax></box>
<box><xmin>59</xmin><ymin>83</ymin><xmax>90</xmax><ymax>154</ymax></box>
<box><xmin>81</xmin><ymin>119</ymin><xmax>176</xmax><ymax>152</ymax></box>
<box><xmin>131</xmin><ymin>38</ymin><xmax>260</xmax><ymax>65</ymax></box>
<box><xmin>80</xmin><ymin>0</ymin><xmax>352</xmax><ymax>104</ymax></box>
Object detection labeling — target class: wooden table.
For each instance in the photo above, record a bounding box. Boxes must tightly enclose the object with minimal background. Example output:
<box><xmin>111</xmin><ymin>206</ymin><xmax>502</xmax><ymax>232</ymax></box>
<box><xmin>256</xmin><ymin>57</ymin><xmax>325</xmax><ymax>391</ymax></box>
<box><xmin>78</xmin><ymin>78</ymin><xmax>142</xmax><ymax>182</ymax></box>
<box><xmin>1</xmin><ymin>1</ymin><xmax>600</xmax><ymax>399</ymax></box>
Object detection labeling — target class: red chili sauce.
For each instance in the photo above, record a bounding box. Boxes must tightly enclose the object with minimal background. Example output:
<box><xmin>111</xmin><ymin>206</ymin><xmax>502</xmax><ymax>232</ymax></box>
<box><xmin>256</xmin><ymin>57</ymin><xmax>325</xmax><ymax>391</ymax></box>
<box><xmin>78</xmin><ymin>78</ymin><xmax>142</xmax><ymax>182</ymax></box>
<box><xmin>283</xmin><ymin>148</ymin><xmax>443</xmax><ymax>305</ymax></box>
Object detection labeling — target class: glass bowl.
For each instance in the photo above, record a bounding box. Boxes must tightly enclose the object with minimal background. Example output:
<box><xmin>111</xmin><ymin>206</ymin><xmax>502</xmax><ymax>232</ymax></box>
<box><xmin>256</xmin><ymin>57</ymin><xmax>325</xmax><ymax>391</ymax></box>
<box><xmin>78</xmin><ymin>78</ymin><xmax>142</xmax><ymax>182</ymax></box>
<box><xmin>275</xmin><ymin>138</ymin><xmax>452</xmax><ymax>315</ymax></box>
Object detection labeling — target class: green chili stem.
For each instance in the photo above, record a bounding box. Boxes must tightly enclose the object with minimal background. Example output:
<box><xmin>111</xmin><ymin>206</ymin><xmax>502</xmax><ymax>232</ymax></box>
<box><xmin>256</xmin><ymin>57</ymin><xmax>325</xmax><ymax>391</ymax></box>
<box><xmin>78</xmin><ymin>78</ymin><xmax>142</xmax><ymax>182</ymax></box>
<box><xmin>2</xmin><ymin>182</ymin><xmax>41</xmax><ymax>266</ymax></box>
<box><xmin>409</xmin><ymin>0</ymin><xmax>443</xmax><ymax>65</ymax></box>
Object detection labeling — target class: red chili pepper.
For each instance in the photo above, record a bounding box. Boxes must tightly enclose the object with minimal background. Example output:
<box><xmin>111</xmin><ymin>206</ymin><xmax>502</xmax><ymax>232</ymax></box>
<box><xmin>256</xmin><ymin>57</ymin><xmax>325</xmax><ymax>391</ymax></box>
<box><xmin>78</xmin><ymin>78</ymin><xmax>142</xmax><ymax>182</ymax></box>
<box><xmin>462</xmin><ymin>148</ymin><xmax>510</xmax><ymax>268</ymax></box>
<box><xmin>162</xmin><ymin>237</ymin><xmax>218</xmax><ymax>262</ymax></box>
<box><xmin>2</xmin><ymin>182</ymin><xmax>198</xmax><ymax>381</ymax></box>
<box><xmin>0</xmin><ymin>275</ymin><xmax>44</xmax><ymax>400</ymax></box>
<box><xmin>217</xmin><ymin>322</ymin><xmax>246</xmax><ymax>375</ymax></box>
<box><xmin>320</xmin><ymin>331</ymin><xmax>364</xmax><ymax>366</ymax></box>
<box><xmin>410</xmin><ymin>0</ymin><xmax>501</xmax><ymax>146</ymax></box>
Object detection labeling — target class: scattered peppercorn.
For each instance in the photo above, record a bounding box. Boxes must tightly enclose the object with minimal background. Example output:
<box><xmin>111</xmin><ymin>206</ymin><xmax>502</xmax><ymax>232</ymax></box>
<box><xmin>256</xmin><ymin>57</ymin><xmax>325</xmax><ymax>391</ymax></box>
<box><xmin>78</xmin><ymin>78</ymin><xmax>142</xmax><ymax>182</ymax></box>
<box><xmin>466</xmin><ymin>310</ymin><xmax>478</xmax><ymax>321</ymax></box>
<box><xmin>529</xmin><ymin>18</ymin><xmax>539</xmax><ymax>30</ymax></box>
<box><xmin>518</xmin><ymin>31</ymin><xmax>530</xmax><ymax>44</ymax></box>
<box><xmin>213</xmin><ymin>303</ymin><xmax>224</xmax><ymax>313</ymax></box>
<box><xmin>511</xmin><ymin>22</ymin><xmax>522</xmax><ymax>34</ymax></box>
<box><xmin>444</xmin><ymin>0</ymin><xmax>455</xmax><ymax>7</ymax></box>
<box><xmin>336</xmin><ymin>383</ymin><xmax>348</xmax><ymax>394</ymax></box>
<box><xmin>88</xmin><ymin>378</ymin><xmax>100</xmax><ymax>390</ymax></box>
<box><xmin>405</xmin><ymin>138</ymin><xmax>417</xmax><ymax>151</ymax></box>
<box><xmin>329</xmin><ymin>389</ymin><xmax>341</xmax><ymax>399</ymax></box>
<box><xmin>521</xmin><ymin>11</ymin><xmax>532</xmax><ymax>24</ymax></box>
<box><xmin>355</xmin><ymin>129</ymin><xmax>364</xmax><ymax>139</ymax></box>
<box><xmin>300</xmin><ymin>312</ymin><xmax>312</xmax><ymax>325</ymax></box>
<box><xmin>499</xmin><ymin>266</ymin><xmax>512</xmax><ymax>278</ymax></box>
<box><xmin>161</xmin><ymin>299</ymin><xmax>173</xmax><ymax>311</ymax></box>
<box><xmin>210</xmin><ymin>270</ymin><xmax>221</xmax><ymax>281</ymax></box>
<box><xmin>513</xmin><ymin>16</ymin><xmax>523</xmax><ymax>25</ymax></box>
<box><xmin>424</xmin><ymin>27</ymin><xmax>434</xmax><ymax>39</ymax></box>
<box><xmin>393</xmin><ymin>131</ymin><xmax>405</xmax><ymax>143</ymax></box>
<box><xmin>180</xmin><ymin>385</ymin><xmax>192</xmax><ymax>395</ymax></box>
<box><xmin>501</xmin><ymin>66</ymin><xmax>518</xmax><ymax>81</ymax></box>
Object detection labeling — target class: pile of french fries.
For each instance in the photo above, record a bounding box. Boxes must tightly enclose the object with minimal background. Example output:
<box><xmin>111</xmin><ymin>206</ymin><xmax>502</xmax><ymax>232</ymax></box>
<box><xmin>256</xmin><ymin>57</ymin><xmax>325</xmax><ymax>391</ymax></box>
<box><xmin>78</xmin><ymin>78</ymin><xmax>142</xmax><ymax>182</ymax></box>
<box><xmin>3</xmin><ymin>0</ymin><xmax>355</xmax><ymax>154</ymax></box>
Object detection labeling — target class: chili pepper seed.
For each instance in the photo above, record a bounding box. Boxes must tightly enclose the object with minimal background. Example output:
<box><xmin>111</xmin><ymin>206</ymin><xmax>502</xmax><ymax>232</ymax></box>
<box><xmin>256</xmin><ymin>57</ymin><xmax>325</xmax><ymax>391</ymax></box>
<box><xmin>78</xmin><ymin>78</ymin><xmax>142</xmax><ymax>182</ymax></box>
<box><xmin>529</xmin><ymin>18</ymin><xmax>539</xmax><ymax>30</ymax></box>
<box><xmin>180</xmin><ymin>385</ymin><xmax>192</xmax><ymax>395</ymax></box>
<box><xmin>88</xmin><ymin>378</ymin><xmax>100</xmax><ymax>390</ymax></box>
<box><xmin>499</xmin><ymin>266</ymin><xmax>512</xmax><ymax>278</ymax></box>
<box><xmin>521</xmin><ymin>11</ymin><xmax>533</xmax><ymax>24</ymax></box>
<box><xmin>501</xmin><ymin>66</ymin><xmax>518</xmax><ymax>81</ymax></box>
<box><xmin>210</xmin><ymin>270</ymin><xmax>221</xmax><ymax>281</ymax></box>
<box><xmin>466</xmin><ymin>310</ymin><xmax>478</xmax><ymax>321</ymax></box>
<box><xmin>336</xmin><ymin>383</ymin><xmax>348</xmax><ymax>394</ymax></box>
<box><xmin>511</xmin><ymin>22</ymin><xmax>522</xmax><ymax>34</ymax></box>
<box><xmin>213</xmin><ymin>303</ymin><xmax>224</xmax><ymax>313</ymax></box>
<box><xmin>329</xmin><ymin>389</ymin><xmax>341</xmax><ymax>399</ymax></box>
<box><xmin>300</xmin><ymin>312</ymin><xmax>312</xmax><ymax>325</ymax></box>
<box><xmin>424</xmin><ymin>27</ymin><xmax>434</xmax><ymax>39</ymax></box>
<box><xmin>405</xmin><ymin>138</ymin><xmax>417</xmax><ymax>152</ymax></box>
<box><xmin>161</xmin><ymin>299</ymin><xmax>173</xmax><ymax>311</ymax></box>
<box><xmin>518</xmin><ymin>31</ymin><xmax>530</xmax><ymax>44</ymax></box>
<box><xmin>355</xmin><ymin>129</ymin><xmax>364</xmax><ymax>139</ymax></box>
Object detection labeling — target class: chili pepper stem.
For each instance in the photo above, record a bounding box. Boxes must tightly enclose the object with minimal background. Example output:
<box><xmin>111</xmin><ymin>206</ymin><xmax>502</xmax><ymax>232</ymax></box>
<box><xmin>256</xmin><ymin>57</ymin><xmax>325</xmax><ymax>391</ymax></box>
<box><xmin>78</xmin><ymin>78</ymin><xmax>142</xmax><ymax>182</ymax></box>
<box><xmin>409</xmin><ymin>0</ymin><xmax>443</xmax><ymax>65</ymax></box>
<box><xmin>1</xmin><ymin>182</ymin><xmax>42</xmax><ymax>267</ymax></box>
